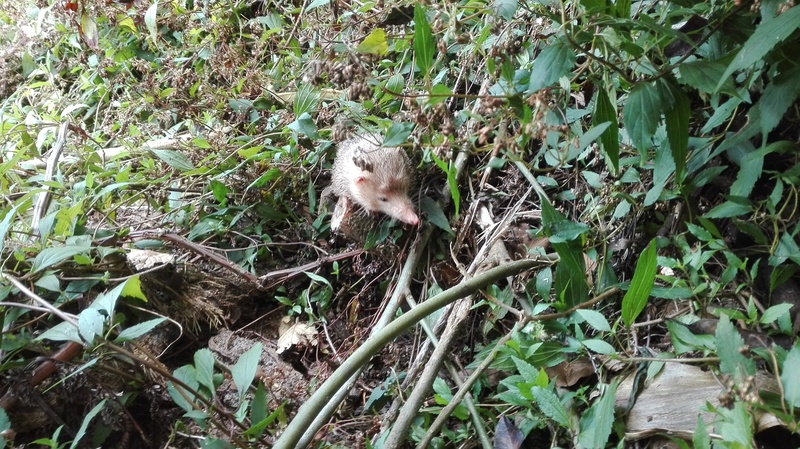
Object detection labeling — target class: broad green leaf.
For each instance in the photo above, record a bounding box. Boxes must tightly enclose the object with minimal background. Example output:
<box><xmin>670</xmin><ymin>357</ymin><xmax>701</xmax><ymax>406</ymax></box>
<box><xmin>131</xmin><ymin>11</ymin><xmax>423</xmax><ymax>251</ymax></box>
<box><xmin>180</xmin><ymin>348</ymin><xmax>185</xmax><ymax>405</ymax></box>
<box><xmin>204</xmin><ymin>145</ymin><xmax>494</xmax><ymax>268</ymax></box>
<box><xmin>31</xmin><ymin>246</ymin><xmax>91</xmax><ymax>273</ymax></box>
<box><xmin>232</xmin><ymin>343</ymin><xmax>262</xmax><ymax>403</ymax></box>
<box><xmin>494</xmin><ymin>0</ymin><xmax>518</xmax><ymax>20</ymax></box>
<box><xmin>69</xmin><ymin>399</ymin><xmax>107</xmax><ymax>449</ymax></box>
<box><xmin>168</xmin><ymin>365</ymin><xmax>199</xmax><ymax>412</ymax></box>
<box><xmin>413</xmin><ymin>4</ymin><xmax>434</xmax><ymax>74</ymax></box>
<box><xmin>575</xmin><ymin>309</ymin><xmax>611</xmax><ymax>332</ymax></box>
<box><xmin>577</xmin><ymin>122</ymin><xmax>611</xmax><ymax>154</ymax></box>
<box><xmin>716</xmin><ymin>5</ymin><xmax>800</xmax><ymax>92</ymax></box>
<box><xmin>593</xmin><ymin>88</ymin><xmax>619</xmax><ymax>173</ymax></box>
<box><xmin>420</xmin><ymin>196</ymin><xmax>453</xmax><ymax>235</ymax></box>
<box><xmin>729</xmin><ymin>148</ymin><xmax>766</xmax><ymax>198</ymax></box>
<box><xmin>528</xmin><ymin>40</ymin><xmax>576</xmax><ymax>93</ymax></box>
<box><xmin>679</xmin><ymin>60</ymin><xmax>735</xmax><ymax>94</ymax></box>
<box><xmin>715</xmin><ymin>314</ymin><xmax>755</xmax><ymax>380</ymax></box>
<box><xmin>512</xmin><ymin>356</ymin><xmax>539</xmax><ymax>382</ymax></box>
<box><xmin>91</xmin><ymin>279</ymin><xmax>131</xmax><ymax>317</ymax></box>
<box><xmin>428</xmin><ymin>83</ymin><xmax>452</xmax><ymax>105</ymax></box>
<box><xmin>250</xmin><ymin>382</ymin><xmax>268</xmax><ymax>437</ymax></box>
<box><xmin>36</xmin><ymin>321</ymin><xmax>82</xmax><ymax>343</ymax></box>
<box><xmin>663</xmin><ymin>79</ymin><xmax>689</xmax><ymax>184</ymax></box>
<box><xmin>383</xmin><ymin>122</ymin><xmax>414</xmax><ymax>146</ymax></box>
<box><xmin>151</xmin><ymin>149</ymin><xmax>195</xmax><ymax>171</ymax></box>
<box><xmin>704</xmin><ymin>200</ymin><xmax>752</xmax><ymax>218</ymax></box>
<box><xmin>293</xmin><ymin>84</ymin><xmax>320</xmax><ymax>117</ymax></box>
<box><xmin>693</xmin><ymin>413</ymin><xmax>711</xmax><ymax>449</ymax></box>
<box><xmin>356</xmin><ymin>28</ymin><xmax>388</xmax><ymax>55</ymax></box>
<box><xmin>582</xmin><ymin>339</ymin><xmax>615</xmax><ymax>354</ymax></box>
<box><xmin>623</xmin><ymin>82</ymin><xmax>660</xmax><ymax>152</ymax></box>
<box><xmin>760</xmin><ymin>303</ymin><xmax>793</xmax><ymax>325</ymax></box>
<box><xmin>578</xmin><ymin>382</ymin><xmax>617</xmax><ymax>449</ymax></box>
<box><xmin>714</xmin><ymin>402</ymin><xmax>753</xmax><ymax>447</ymax></box>
<box><xmin>287</xmin><ymin>112</ymin><xmax>319</xmax><ymax>139</ymax></box>
<box><xmin>622</xmin><ymin>239</ymin><xmax>657</xmax><ymax>326</ymax></box>
<box><xmin>115</xmin><ymin>317</ymin><xmax>166</xmax><ymax>342</ymax></box>
<box><xmin>530</xmin><ymin>386</ymin><xmax>570</xmax><ymax>427</ymax></box>
<box><xmin>750</xmin><ymin>65</ymin><xmax>800</xmax><ymax>137</ymax></box>
<box><xmin>78</xmin><ymin>308</ymin><xmax>104</xmax><ymax>345</ymax></box>
<box><xmin>194</xmin><ymin>348</ymin><xmax>216</xmax><ymax>395</ymax></box>
<box><xmin>535</xmin><ymin>267</ymin><xmax>553</xmax><ymax>300</ymax></box>
<box><xmin>782</xmin><ymin>343</ymin><xmax>800</xmax><ymax>407</ymax></box>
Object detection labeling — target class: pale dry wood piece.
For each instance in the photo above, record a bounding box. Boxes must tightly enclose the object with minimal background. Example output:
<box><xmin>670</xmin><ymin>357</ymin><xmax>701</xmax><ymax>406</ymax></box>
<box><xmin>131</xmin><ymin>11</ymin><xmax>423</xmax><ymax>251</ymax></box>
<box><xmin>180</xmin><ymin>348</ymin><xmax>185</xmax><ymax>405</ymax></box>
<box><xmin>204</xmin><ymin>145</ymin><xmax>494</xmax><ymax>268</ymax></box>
<box><xmin>615</xmin><ymin>363</ymin><xmax>782</xmax><ymax>441</ymax></box>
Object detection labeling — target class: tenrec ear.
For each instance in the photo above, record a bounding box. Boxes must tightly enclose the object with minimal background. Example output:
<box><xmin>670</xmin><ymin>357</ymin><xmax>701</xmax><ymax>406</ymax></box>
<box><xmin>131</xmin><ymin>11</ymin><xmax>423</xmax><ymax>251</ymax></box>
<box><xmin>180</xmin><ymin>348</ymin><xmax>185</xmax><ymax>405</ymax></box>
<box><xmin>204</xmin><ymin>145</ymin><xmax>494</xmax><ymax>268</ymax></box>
<box><xmin>353</xmin><ymin>176</ymin><xmax>367</xmax><ymax>184</ymax></box>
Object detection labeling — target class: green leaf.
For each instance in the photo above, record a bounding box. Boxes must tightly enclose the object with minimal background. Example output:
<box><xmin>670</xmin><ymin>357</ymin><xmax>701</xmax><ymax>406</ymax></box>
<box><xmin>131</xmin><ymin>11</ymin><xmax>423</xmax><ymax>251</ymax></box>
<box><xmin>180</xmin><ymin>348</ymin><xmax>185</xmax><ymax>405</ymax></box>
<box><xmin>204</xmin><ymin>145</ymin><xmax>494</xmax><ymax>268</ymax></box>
<box><xmin>593</xmin><ymin>88</ymin><xmax>619</xmax><ymax>173</ymax></box>
<box><xmin>494</xmin><ymin>0</ymin><xmax>518</xmax><ymax>20</ymax></box>
<box><xmin>715</xmin><ymin>314</ymin><xmax>755</xmax><ymax>380</ymax></box>
<box><xmin>530</xmin><ymin>386</ymin><xmax>570</xmax><ymax>427</ymax></box>
<box><xmin>760</xmin><ymin>303</ymin><xmax>793</xmax><ymax>325</ymax></box>
<box><xmin>115</xmin><ymin>317</ymin><xmax>166</xmax><ymax>342</ymax></box>
<box><xmin>693</xmin><ymin>413</ymin><xmax>711</xmax><ymax>449</ymax></box>
<box><xmin>413</xmin><ymin>4</ymin><xmax>434</xmax><ymax>74</ymax></box>
<box><xmin>287</xmin><ymin>112</ymin><xmax>319</xmax><ymax>139</ymax></box>
<box><xmin>78</xmin><ymin>308</ymin><xmax>105</xmax><ymax>346</ymax></box>
<box><xmin>782</xmin><ymin>343</ymin><xmax>800</xmax><ymax>407</ymax></box>
<box><xmin>0</xmin><ymin>407</ymin><xmax>9</xmax><ymax>448</ymax></box>
<box><xmin>356</xmin><ymin>28</ymin><xmax>388</xmax><ymax>55</ymax></box>
<box><xmin>528</xmin><ymin>40</ymin><xmax>576</xmax><ymax>93</ymax></box>
<box><xmin>622</xmin><ymin>239</ymin><xmax>657</xmax><ymax>326</ymax></box>
<box><xmin>428</xmin><ymin>83</ymin><xmax>452</xmax><ymax>105</ymax></box>
<box><xmin>194</xmin><ymin>348</ymin><xmax>216</xmax><ymax>395</ymax></box>
<box><xmin>663</xmin><ymin>79</ymin><xmax>689</xmax><ymax>184</ymax></box>
<box><xmin>679</xmin><ymin>60</ymin><xmax>735</xmax><ymax>95</ymax></box>
<box><xmin>36</xmin><ymin>321</ymin><xmax>82</xmax><ymax>343</ymax></box>
<box><xmin>248</xmin><ymin>382</ymin><xmax>268</xmax><ymax>437</ymax></box>
<box><xmin>704</xmin><ymin>200</ymin><xmax>752</xmax><ymax>218</ymax></box>
<box><xmin>420</xmin><ymin>196</ymin><xmax>453</xmax><ymax>235</ymax></box>
<box><xmin>150</xmin><ymin>149</ymin><xmax>195</xmax><ymax>171</ymax></box>
<box><xmin>383</xmin><ymin>122</ymin><xmax>414</xmax><ymax>146</ymax></box>
<box><xmin>575</xmin><ymin>309</ymin><xmax>611</xmax><ymax>332</ymax></box>
<box><xmin>69</xmin><ymin>399</ymin><xmax>107</xmax><ymax>449</ymax></box>
<box><xmin>582</xmin><ymin>339</ymin><xmax>615</xmax><ymax>354</ymax></box>
<box><xmin>623</xmin><ymin>82</ymin><xmax>660</xmax><ymax>152</ymax></box>
<box><xmin>535</xmin><ymin>267</ymin><xmax>553</xmax><ymax>300</ymax></box>
<box><xmin>31</xmin><ymin>246</ymin><xmax>91</xmax><ymax>273</ymax></box>
<box><xmin>232</xmin><ymin>343</ymin><xmax>262</xmax><ymax>403</ymax></box>
<box><xmin>716</xmin><ymin>5</ymin><xmax>800</xmax><ymax>92</ymax></box>
<box><xmin>578</xmin><ymin>382</ymin><xmax>617</xmax><ymax>449</ymax></box>
<box><xmin>293</xmin><ymin>84</ymin><xmax>320</xmax><ymax>117</ymax></box>
<box><xmin>168</xmin><ymin>365</ymin><xmax>200</xmax><ymax>412</ymax></box>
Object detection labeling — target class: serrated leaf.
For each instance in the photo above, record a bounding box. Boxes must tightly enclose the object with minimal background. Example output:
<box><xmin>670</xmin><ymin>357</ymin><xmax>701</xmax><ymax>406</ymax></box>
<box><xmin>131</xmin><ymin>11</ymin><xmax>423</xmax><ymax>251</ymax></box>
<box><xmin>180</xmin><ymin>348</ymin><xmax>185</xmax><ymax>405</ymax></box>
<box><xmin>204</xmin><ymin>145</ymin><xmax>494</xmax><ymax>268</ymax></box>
<box><xmin>622</xmin><ymin>239</ymin><xmax>657</xmax><ymax>326</ymax></box>
<box><xmin>150</xmin><ymin>149</ymin><xmax>195</xmax><ymax>171</ymax></box>
<box><xmin>413</xmin><ymin>4</ymin><xmax>434</xmax><ymax>74</ymax></box>
<box><xmin>575</xmin><ymin>309</ymin><xmax>611</xmax><ymax>332</ymax></box>
<box><xmin>115</xmin><ymin>317</ymin><xmax>166</xmax><ymax>342</ymax></box>
<box><xmin>530</xmin><ymin>386</ymin><xmax>570</xmax><ymax>427</ymax></box>
<box><xmin>663</xmin><ymin>78</ymin><xmax>689</xmax><ymax>184</ymax></box>
<box><xmin>623</xmin><ymin>82</ymin><xmax>660</xmax><ymax>152</ymax></box>
<box><xmin>78</xmin><ymin>308</ymin><xmax>104</xmax><ymax>345</ymax></box>
<box><xmin>578</xmin><ymin>382</ymin><xmax>617</xmax><ymax>449</ymax></box>
<box><xmin>716</xmin><ymin>6</ymin><xmax>800</xmax><ymax>92</ymax></box>
<box><xmin>232</xmin><ymin>343</ymin><xmax>262</xmax><ymax>403</ymax></box>
<box><xmin>528</xmin><ymin>40</ymin><xmax>576</xmax><ymax>93</ymax></box>
<box><xmin>715</xmin><ymin>314</ymin><xmax>755</xmax><ymax>380</ymax></box>
<box><xmin>693</xmin><ymin>413</ymin><xmax>711</xmax><ymax>449</ymax></box>
<box><xmin>594</xmin><ymin>88</ymin><xmax>619</xmax><ymax>173</ymax></box>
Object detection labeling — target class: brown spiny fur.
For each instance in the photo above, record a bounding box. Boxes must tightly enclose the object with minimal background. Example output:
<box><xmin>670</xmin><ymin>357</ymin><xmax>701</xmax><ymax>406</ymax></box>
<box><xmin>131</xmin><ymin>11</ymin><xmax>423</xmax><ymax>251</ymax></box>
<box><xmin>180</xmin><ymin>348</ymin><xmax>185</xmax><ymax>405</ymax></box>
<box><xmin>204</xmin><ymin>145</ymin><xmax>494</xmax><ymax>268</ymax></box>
<box><xmin>331</xmin><ymin>134</ymin><xmax>419</xmax><ymax>225</ymax></box>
